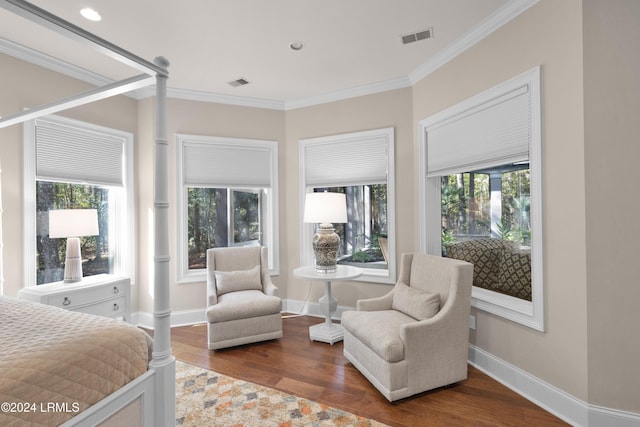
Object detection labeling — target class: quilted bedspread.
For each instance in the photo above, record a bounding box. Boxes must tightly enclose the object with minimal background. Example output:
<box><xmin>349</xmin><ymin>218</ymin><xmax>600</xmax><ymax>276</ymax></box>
<box><xmin>0</xmin><ymin>296</ymin><xmax>153</xmax><ymax>427</ymax></box>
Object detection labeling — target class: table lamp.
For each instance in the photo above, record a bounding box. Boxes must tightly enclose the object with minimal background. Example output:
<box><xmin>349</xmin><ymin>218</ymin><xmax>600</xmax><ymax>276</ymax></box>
<box><xmin>49</xmin><ymin>209</ymin><xmax>99</xmax><ymax>283</ymax></box>
<box><xmin>303</xmin><ymin>192</ymin><xmax>347</xmax><ymax>272</ymax></box>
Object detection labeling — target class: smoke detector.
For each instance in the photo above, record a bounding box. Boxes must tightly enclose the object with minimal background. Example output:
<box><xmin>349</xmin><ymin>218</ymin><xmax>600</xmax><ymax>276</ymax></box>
<box><xmin>228</xmin><ymin>78</ymin><xmax>250</xmax><ymax>87</ymax></box>
<box><xmin>401</xmin><ymin>27</ymin><xmax>433</xmax><ymax>45</ymax></box>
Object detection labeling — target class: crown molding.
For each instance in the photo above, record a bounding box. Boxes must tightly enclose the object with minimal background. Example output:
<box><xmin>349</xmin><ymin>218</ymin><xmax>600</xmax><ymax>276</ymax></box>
<box><xmin>0</xmin><ymin>37</ymin><xmax>111</xmax><ymax>87</ymax></box>
<box><xmin>0</xmin><ymin>37</ymin><xmax>151</xmax><ymax>100</ymax></box>
<box><xmin>284</xmin><ymin>76</ymin><xmax>412</xmax><ymax>110</ymax></box>
<box><xmin>165</xmin><ymin>87</ymin><xmax>286</xmax><ymax>110</ymax></box>
<box><xmin>2</xmin><ymin>0</ymin><xmax>539</xmax><ymax>110</ymax></box>
<box><xmin>409</xmin><ymin>0</ymin><xmax>539</xmax><ymax>84</ymax></box>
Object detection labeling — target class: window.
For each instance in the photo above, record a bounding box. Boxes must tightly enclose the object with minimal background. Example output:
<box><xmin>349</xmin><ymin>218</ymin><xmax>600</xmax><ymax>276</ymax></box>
<box><xmin>300</xmin><ymin>127</ymin><xmax>395</xmax><ymax>283</ymax></box>
<box><xmin>24</xmin><ymin>115</ymin><xmax>134</xmax><ymax>286</ymax></box>
<box><xmin>186</xmin><ymin>188</ymin><xmax>264</xmax><ymax>269</ymax></box>
<box><xmin>441</xmin><ymin>164</ymin><xmax>532</xmax><ymax>301</ymax></box>
<box><xmin>441</xmin><ymin>166</ymin><xmax>530</xmax><ymax>246</ymax></box>
<box><xmin>176</xmin><ymin>135</ymin><xmax>278</xmax><ymax>281</ymax></box>
<box><xmin>419</xmin><ymin>67</ymin><xmax>543</xmax><ymax>330</ymax></box>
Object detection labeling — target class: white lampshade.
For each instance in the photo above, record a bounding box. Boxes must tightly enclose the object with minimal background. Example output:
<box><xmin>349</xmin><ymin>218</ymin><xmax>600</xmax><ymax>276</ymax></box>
<box><xmin>48</xmin><ymin>209</ymin><xmax>99</xmax><ymax>283</ymax></box>
<box><xmin>49</xmin><ymin>209</ymin><xmax>99</xmax><ymax>238</ymax></box>
<box><xmin>303</xmin><ymin>192</ymin><xmax>347</xmax><ymax>224</ymax></box>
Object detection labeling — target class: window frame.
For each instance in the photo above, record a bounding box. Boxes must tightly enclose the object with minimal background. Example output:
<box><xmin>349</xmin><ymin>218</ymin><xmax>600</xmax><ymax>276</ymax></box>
<box><xmin>175</xmin><ymin>134</ymin><xmax>279</xmax><ymax>282</ymax></box>
<box><xmin>299</xmin><ymin>127</ymin><xmax>396</xmax><ymax>284</ymax></box>
<box><xmin>23</xmin><ymin>114</ymin><xmax>135</xmax><ymax>287</ymax></box>
<box><xmin>418</xmin><ymin>67</ymin><xmax>544</xmax><ymax>331</ymax></box>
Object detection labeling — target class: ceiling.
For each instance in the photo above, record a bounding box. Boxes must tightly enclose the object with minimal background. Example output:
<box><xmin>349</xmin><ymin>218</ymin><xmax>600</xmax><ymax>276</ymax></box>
<box><xmin>0</xmin><ymin>0</ymin><xmax>535</xmax><ymax>109</ymax></box>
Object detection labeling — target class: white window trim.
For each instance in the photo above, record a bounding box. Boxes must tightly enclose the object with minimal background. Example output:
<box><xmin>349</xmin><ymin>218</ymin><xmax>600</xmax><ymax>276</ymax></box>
<box><xmin>23</xmin><ymin>114</ymin><xmax>135</xmax><ymax>286</ymax></box>
<box><xmin>299</xmin><ymin>127</ymin><xmax>396</xmax><ymax>284</ymax></box>
<box><xmin>175</xmin><ymin>134</ymin><xmax>279</xmax><ymax>283</ymax></box>
<box><xmin>418</xmin><ymin>66</ymin><xmax>544</xmax><ymax>331</ymax></box>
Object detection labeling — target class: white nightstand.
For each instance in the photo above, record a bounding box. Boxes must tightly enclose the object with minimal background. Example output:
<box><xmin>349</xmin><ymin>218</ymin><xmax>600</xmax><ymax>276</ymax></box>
<box><xmin>18</xmin><ymin>274</ymin><xmax>130</xmax><ymax>322</ymax></box>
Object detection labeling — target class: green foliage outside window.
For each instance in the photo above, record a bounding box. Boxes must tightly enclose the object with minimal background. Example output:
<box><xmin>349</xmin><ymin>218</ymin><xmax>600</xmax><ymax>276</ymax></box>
<box><xmin>187</xmin><ymin>188</ymin><xmax>261</xmax><ymax>270</ymax></box>
<box><xmin>36</xmin><ymin>181</ymin><xmax>110</xmax><ymax>284</ymax></box>
<box><xmin>317</xmin><ymin>185</ymin><xmax>388</xmax><ymax>268</ymax></box>
<box><xmin>440</xmin><ymin>165</ymin><xmax>531</xmax><ymax>246</ymax></box>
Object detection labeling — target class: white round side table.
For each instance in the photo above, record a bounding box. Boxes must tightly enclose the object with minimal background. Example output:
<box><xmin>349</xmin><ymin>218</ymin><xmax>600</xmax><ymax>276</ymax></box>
<box><xmin>293</xmin><ymin>264</ymin><xmax>363</xmax><ymax>344</ymax></box>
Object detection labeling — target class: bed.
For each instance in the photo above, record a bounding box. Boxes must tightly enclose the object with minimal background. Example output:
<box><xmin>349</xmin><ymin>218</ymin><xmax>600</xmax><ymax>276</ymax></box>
<box><xmin>0</xmin><ymin>296</ymin><xmax>153</xmax><ymax>426</ymax></box>
<box><xmin>0</xmin><ymin>0</ymin><xmax>175</xmax><ymax>425</ymax></box>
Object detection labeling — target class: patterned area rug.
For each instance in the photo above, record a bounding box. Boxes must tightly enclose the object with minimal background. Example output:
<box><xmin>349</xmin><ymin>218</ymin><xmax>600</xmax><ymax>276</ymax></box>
<box><xmin>175</xmin><ymin>360</ymin><xmax>387</xmax><ymax>427</ymax></box>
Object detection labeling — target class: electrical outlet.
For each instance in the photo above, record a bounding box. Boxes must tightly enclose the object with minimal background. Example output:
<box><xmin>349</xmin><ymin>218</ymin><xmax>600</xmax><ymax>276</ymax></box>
<box><xmin>469</xmin><ymin>315</ymin><xmax>476</xmax><ymax>330</ymax></box>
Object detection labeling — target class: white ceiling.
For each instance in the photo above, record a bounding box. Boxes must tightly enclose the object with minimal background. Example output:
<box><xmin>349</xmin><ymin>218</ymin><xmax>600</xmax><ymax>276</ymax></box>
<box><xmin>0</xmin><ymin>0</ymin><xmax>536</xmax><ymax>109</ymax></box>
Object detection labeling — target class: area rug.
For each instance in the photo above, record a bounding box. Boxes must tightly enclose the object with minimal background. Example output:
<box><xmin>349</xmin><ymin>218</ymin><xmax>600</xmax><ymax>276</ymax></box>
<box><xmin>175</xmin><ymin>360</ymin><xmax>388</xmax><ymax>426</ymax></box>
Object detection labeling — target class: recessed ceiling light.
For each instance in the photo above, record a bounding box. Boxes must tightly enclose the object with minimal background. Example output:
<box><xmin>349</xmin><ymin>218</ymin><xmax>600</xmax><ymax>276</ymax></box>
<box><xmin>80</xmin><ymin>8</ymin><xmax>102</xmax><ymax>22</ymax></box>
<box><xmin>290</xmin><ymin>41</ymin><xmax>304</xmax><ymax>51</ymax></box>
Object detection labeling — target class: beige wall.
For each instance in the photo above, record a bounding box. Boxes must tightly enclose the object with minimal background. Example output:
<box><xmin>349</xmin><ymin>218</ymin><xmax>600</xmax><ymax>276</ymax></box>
<box><xmin>134</xmin><ymin>87</ymin><xmax>412</xmax><ymax>324</ymax></box>
<box><xmin>583</xmin><ymin>0</ymin><xmax>640</xmax><ymax>412</ymax></box>
<box><xmin>413</xmin><ymin>0</ymin><xmax>590</xmax><ymax>401</ymax></box>
<box><xmin>283</xmin><ymin>88</ymin><xmax>414</xmax><ymax>305</ymax></box>
<box><xmin>134</xmin><ymin>97</ymin><xmax>286</xmax><ymax>314</ymax></box>
<box><xmin>2</xmin><ymin>0</ymin><xmax>639</xmax><ymax>415</ymax></box>
<box><xmin>0</xmin><ymin>53</ymin><xmax>138</xmax><ymax>298</ymax></box>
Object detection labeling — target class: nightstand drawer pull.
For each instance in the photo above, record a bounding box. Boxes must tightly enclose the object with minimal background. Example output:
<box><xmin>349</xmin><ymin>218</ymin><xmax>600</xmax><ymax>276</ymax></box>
<box><xmin>113</xmin><ymin>303</ymin><xmax>120</xmax><ymax>311</ymax></box>
<box><xmin>113</xmin><ymin>286</ymin><xmax>120</xmax><ymax>295</ymax></box>
<box><xmin>63</xmin><ymin>297</ymin><xmax>71</xmax><ymax>306</ymax></box>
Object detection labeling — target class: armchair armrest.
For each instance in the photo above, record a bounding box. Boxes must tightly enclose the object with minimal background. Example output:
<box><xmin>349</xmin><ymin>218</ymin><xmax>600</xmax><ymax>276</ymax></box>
<box><xmin>400</xmin><ymin>284</ymin><xmax>468</xmax><ymax>350</ymax></box>
<box><xmin>399</xmin><ymin>285</ymin><xmax>471</xmax><ymax>391</ymax></box>
<box><xmin>357</xmin><ymin>290</ymin><xmax>393</xmax><ymax>311</ymax></box>
<box><xmin>206</xmin><ymin>269</ymin><xmax>219</xmax><ymax>307</ymax></box>
<box><xmin>263</xmin><ymin>274</ymin><xmax>279</xmax><ymax>297</ymax></box>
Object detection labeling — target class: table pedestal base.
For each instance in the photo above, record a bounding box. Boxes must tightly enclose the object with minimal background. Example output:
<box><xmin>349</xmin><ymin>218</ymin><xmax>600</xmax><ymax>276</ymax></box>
<box><xmin>309</xmin><ymin>322</ymin><xmax>343</xmax><ymax>345</ymax></box>
<box><xmin>292</xmin><ymin>265</ymin><xmax>362</xmax><ymax>346</ymax></box>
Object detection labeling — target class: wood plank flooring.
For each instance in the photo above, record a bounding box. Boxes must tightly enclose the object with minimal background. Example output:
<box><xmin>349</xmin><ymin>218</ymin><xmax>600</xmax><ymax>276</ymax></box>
<box><xmin>167</xmin><ymin>315</ymin><xmax>568</xmax><ymax>426</ymax></box>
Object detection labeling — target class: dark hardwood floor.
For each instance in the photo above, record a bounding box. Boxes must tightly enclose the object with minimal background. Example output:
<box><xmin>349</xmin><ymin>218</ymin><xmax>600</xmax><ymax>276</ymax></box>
<box><xmin>167</xmin><ymin>315</ymin><xmax>568</xmax><ymax>426</ymax></box>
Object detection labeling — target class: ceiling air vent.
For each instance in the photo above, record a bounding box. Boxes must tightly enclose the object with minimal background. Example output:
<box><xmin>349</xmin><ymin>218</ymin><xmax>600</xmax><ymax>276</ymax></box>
<box><xmin>228</xmin><ymin>78</ymin><xmax>249</xmax><ymax>87</ymax></box>
<box><xmin>401</xmin><ymin>27</ymin><xmax>433</xmax><ymax>45</ymax></box>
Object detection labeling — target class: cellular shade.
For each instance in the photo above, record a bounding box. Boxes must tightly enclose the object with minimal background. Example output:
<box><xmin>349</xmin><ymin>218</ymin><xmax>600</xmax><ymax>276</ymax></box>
<box><xmin>425</xmin><ymin>85</ymin><xmax>531</xmax><ymax>177</ymax></box>
<box><xmin>303</xmin><ymin>134</ymin><xmax>389</xmax><ymax>186</ymax></box>
<box><xmin>35</xmin><ymin>121</ymin><xmax>125</xmax><ymax>186</ymax></box>
<box><xmin>183</xmin><ymin>141</ymin><xmax>272</xmax><ymax>187</ymax></box>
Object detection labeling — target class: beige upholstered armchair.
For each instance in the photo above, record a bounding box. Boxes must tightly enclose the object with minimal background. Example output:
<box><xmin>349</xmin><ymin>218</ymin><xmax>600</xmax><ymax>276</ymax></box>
<box><xmin>206</xmin><ymin>246</ymin><xmax>282</xmax><ymax>350</ymax></box>
<box><xmin>341</xmin><ymin>253</ymin><xmax>473</xmax><ymax>401</ymax></box>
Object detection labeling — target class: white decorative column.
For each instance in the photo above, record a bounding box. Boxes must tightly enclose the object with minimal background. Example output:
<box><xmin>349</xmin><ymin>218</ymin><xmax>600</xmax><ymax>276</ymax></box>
<box><xmin>148</xmin><ymin>56</ymin><xmax>175</xmax><ymax>427</ymax></box>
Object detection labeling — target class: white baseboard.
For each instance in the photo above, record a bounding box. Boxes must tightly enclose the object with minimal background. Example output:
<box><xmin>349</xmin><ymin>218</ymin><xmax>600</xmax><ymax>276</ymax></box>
<box><xmin>132</xmin><ymin>308</ymin><xmax>206</xmax><ymax>330</ymax></box>
<box><xmin>469</xmin><ymin>344</ymin><xmax>640</xmax><ymax>427</ymax></box>
<box><xmin>282</xmin><ymin>298</ymin><xmax>354</xmax><ymax>319</ymax></box>
<box><xmin>132</xmin><ymin>303</ymin><xmax>640</xmax><ymax>426</ymax></box>
<box><xmin>588</xmin><ymin>405</ymin><xmax>640</xmax><ymax>427</ymax></box>
<box><xmin>131</xmin><ymin>299</ymin><xmax>351</xmax><ymax>329</ymax></box>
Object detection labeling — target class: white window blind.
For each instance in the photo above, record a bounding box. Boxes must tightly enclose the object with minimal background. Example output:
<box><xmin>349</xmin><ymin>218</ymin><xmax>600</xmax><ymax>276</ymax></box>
<box><xmin>302</xmin><ymin>131</ymin><xmax>390</xmax><ymax>186</ymax></box>
<box><xmin>425</xmin><ymin>84</ymin><xmax>531</xmax><ymax>177</ymax></box>
<box><xmin>183</xmin><ymin>140</ymin><xmax>273</xmax><ymax>188</ymax></box>
<box><xmin>35</xmin><ymin>119</ymin><xmax>125</xmax><ymax>186</ymax></box>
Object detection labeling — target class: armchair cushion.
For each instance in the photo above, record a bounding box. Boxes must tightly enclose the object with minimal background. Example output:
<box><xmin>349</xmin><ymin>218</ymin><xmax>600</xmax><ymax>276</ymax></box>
<box><xmin>392</xmin><ymin>281</ymin><xmax>440</xmax><ymax>320</ymax></box>
<box><xmin>341</xmin><ymin>309</ymin><xmax>414</xmax><ymax>363</ymax></box>
<box><xmin>214</xmin><ymin>265</ymin><xmax>262</xmax><ymax>296</ymax></box>
<box><xmin>206</xmin><ymin>290</ymin><xmax>281</xmax><ymax>323</ymax></box>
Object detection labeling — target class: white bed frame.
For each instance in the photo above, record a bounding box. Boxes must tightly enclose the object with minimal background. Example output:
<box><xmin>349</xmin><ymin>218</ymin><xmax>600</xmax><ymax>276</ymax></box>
<box><xmin>0</xmin><ymin>1</ymin><xmax>175</xmax><ymax>425</ymax></box>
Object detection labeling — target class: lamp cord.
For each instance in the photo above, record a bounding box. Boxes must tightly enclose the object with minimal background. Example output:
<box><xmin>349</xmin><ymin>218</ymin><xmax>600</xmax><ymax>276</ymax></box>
<box><xmin>281</xmin><ymin>280</ymin><xmax>313</xmax><ymax>319</ymax></box>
